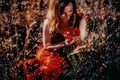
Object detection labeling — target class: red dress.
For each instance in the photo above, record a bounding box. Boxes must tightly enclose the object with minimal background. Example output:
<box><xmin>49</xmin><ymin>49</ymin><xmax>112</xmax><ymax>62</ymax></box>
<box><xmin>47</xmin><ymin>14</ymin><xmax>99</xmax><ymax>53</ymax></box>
<box><xmin>19</xmin><ymin>14</ymin><xmax>81</xmax><ymax>80</ymax></box>
<box><xmin>21</xmin><ymin>32</ymin><xmax>68</xmax><ymax>80</ymax></box>
<box><xmin>36</xmin><ymin>44</ymin><xmax>68</xmax><ymax>80</ymax></box>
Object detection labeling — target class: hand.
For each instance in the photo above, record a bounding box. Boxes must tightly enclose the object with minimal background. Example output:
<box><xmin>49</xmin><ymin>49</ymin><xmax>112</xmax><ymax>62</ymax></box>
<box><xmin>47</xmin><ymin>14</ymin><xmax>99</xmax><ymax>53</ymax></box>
<box><xmin>64</xmin><ymin>36</ymin><xmax>81</xmax><ymax>46</ymax></box>
<box><xmin>64</xmin><ymin>38</ymin><xmax>74</xmax><ymax>46</ymax></box>
<box><xmin>73</xmin><ymin>36</ymin><xmax>81</xmax><ymax>45</ymax></box>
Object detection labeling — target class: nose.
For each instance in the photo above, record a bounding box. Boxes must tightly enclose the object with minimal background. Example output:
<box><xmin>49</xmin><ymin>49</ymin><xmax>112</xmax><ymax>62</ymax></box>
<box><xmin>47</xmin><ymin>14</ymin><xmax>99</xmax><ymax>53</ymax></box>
<box><xmin>61</xmin><ymin>13</ymin><xmax>71</xmax><ymax>22</ymax></box>
<box><xmin>64</xmin><ymin>13</ymin><xmax>70</xmax><ymax>20</ymax></box>
<box><xmin>66</xmin><ymin>14</ymin><xmax>70</xmax><ymax>20</ymax></box>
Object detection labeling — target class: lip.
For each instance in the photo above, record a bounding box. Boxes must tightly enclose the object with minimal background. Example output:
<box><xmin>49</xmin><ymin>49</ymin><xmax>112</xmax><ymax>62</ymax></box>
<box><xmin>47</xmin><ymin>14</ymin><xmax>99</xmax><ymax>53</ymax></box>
<box><xmin>62</xmin><ymin>18</ymin><xmax>69</xmax><ymax>23</ymax></box>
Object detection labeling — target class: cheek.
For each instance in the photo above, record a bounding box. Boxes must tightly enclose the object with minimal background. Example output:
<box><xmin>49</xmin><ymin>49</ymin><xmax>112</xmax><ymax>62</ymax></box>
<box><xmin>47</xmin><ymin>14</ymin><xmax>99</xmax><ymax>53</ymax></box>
<box><xmin>67</xmin><ymin>10</ymin><xmax>73</xmax><ymax>16</ymax></box>
<box><xmin>66</xmin><ymin>12</ymin><xmax>73</xmax><ymax>20</ymax></box>
<box><xmin>68</xmin><ymin>12</ymin><xmax>73</xmax><ymax>16</ymax></box>
<box><xmin>61</xmin><ymin>14</ymin><xmax>66</xmax><ymax>19</ymax></box>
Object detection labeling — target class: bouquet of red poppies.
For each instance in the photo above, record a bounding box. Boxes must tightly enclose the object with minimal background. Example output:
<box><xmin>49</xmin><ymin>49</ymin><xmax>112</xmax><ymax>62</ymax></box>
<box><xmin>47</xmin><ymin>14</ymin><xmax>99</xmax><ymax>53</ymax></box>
<box><xmin>62</xmin><ymin>27</ymin><xmax>80</xmax><ymax>41</ymax></box>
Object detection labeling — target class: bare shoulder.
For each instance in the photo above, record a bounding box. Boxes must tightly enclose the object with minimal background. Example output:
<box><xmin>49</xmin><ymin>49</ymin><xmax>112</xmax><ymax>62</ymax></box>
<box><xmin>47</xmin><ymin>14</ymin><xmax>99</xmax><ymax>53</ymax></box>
<box><xmin>43</xmin><ymin>19</ymin><xmax>49</xmax><ymax>30</ymax></box>
<box><xmin>79</xmin><ymin>16</ymin><xmax>87</xmax><ymax>24</ymax></box>
<box><xmin>79</xmin><ymin>16</ymin><xmax>87</xmax><ymax>29</ymax></box>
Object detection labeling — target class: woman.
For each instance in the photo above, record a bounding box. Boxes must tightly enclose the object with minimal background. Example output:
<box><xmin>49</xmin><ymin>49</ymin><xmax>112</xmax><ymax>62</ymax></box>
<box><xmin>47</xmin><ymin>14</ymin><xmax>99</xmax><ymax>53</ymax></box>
<box><xmin>42</xmin><ymin>0</ymin><xmax>86</xmax><ymax>50</ymax></box>
<box><xmin>38</xmin><ymin>0</ymin><xmax>86</xmax><ymax>79</ymax></box>
<box><xmin>21</xmin><ymin>0</ymin><xmax>87</xmax><ymax>80</ymax></box>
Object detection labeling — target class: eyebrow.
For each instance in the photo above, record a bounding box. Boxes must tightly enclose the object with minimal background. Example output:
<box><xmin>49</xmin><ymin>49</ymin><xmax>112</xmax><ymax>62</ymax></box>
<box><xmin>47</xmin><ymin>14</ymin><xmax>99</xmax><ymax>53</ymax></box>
<box><xmin>69</xmin><ymin>8</ymin><xmax>73</xmax><ymax>12</ymax></box>
<box><xmin>64</xmin><ymin>8</ymin><xmax>73</xmax><ymax>13</ymax></box>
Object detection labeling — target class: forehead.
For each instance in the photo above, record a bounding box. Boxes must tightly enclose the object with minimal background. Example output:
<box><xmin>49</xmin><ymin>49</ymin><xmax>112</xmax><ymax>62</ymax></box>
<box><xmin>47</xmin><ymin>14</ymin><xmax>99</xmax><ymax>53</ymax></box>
<box><xmin>63</xmin><ymin>2</ymin><xmax>73</xmax><ymax>12</ymax></box>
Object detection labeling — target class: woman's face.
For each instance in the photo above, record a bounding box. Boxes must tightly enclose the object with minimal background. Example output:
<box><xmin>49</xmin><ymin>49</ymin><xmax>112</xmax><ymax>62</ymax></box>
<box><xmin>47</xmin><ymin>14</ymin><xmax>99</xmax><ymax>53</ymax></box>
<box><xmin>60</xmin><ymin>2</ymin><xmax>73</xmax><ymax>23</ymax></box>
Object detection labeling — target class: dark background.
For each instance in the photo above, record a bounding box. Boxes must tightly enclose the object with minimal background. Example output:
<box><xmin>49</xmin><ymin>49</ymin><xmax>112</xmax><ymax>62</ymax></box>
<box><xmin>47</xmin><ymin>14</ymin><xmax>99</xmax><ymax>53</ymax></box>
<box><xmin>0</xmin><ymin>0</ymin><xmax>120</xmax><ymax>80</ymax></box>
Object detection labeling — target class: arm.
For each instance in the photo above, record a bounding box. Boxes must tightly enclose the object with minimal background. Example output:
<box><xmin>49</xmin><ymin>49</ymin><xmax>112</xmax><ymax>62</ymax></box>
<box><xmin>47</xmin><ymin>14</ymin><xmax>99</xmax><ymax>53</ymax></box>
<box><xmin>73</xmin><ymin>16</ymin><xmax>87</xmax><ymax>45</ymax></box>
<box><xmin>70</xmin><ymin>17</ymin><xmax>87</xmax><ymax>55</ymax></box>
<box><xmin>79</xmin><ymin>16</ymin><xmax>87</xmax><ymax>41</ymax></box>
<box><xmin>43</xmin><ymin>19</ymin><xmax>65</xmax><ymax>50</ymax></box>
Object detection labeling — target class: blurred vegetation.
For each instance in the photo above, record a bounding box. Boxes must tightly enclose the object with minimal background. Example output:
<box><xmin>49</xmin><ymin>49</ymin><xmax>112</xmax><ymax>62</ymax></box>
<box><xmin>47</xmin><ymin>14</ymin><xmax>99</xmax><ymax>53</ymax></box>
<box><xmin>0</xmin><ymin>0</ymin><xmax>120</xmax><ymax>80</ymax></box>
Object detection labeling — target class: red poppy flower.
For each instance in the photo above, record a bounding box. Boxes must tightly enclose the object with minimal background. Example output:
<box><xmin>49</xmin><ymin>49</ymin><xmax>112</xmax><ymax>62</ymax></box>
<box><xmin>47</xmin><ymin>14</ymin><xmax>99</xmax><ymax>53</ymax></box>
<box><xmin>62</xmin><ymin>29</ymin><xmax>72</xmax><ymax>40</ymax></box>
<box><xmin>72</xmin><ymin>27</ymin><xmax>80</xmax><ymax>36</ymax></box>
<box><xmin>62</xmin><ymin>27</ymin><xmax>80</xmax><ymax>41</ymax></box>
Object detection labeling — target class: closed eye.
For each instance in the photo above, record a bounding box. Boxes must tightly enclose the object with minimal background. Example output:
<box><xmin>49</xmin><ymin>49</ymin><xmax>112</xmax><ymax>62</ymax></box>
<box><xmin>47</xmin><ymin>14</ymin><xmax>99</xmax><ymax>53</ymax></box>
<box><xmin>69</xmin><ymin>9</ymin><xmax>73</xmax><ymax>12</ymax></box>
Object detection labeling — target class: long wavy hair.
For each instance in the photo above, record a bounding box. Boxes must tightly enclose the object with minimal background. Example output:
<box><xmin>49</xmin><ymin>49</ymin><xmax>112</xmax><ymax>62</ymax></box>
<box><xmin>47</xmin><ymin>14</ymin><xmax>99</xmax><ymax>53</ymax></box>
<box><xmin>47</xmin><ymin>0</ymin><xmax>77</xmax><ymax>33</ymax></box>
